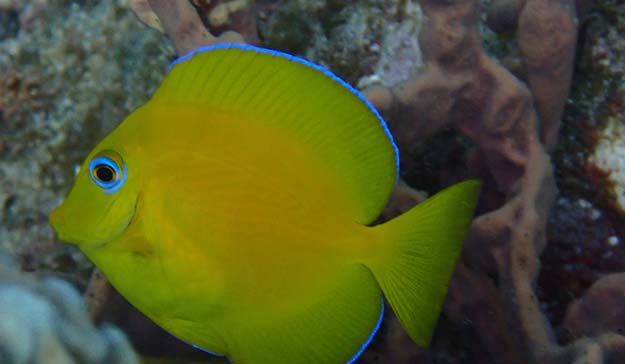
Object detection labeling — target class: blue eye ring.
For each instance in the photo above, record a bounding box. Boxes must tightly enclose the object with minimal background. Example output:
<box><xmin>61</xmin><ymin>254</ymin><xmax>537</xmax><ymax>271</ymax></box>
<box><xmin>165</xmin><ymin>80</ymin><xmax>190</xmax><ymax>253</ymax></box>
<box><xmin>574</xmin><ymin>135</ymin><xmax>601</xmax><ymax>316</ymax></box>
<box><xmin>89</xmin><ymin>152</ymin><xmax>126</xmax><ymax>193</ymax></box>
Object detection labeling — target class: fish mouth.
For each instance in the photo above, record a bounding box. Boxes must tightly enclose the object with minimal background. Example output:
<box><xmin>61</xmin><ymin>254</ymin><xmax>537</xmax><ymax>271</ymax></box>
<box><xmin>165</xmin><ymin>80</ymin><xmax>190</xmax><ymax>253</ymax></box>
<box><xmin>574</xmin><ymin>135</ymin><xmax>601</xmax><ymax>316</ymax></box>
<box><xmin>50</xmin><ymin>196</ymin><xmax>139</xmax><ymax>249</ymax></box>
<box><xmin>49</xmin><ymin>206</ymin><xmax>64</xmax><ymax>233</ymax></box>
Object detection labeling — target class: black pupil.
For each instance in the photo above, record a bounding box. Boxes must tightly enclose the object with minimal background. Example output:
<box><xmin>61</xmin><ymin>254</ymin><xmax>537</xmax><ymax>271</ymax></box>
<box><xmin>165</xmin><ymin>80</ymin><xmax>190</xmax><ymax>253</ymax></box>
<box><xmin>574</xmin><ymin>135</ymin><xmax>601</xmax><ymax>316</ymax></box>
<box><xmin>95</xmin><ymin>165</ymin><xmax>115</xmax><ymax>182</ymax></box>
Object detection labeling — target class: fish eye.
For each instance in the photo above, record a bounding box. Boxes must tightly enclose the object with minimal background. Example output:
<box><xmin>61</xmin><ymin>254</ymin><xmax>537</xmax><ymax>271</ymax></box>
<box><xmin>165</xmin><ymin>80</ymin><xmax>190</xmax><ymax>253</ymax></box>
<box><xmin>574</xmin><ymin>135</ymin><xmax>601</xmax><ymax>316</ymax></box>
<box><xmin>94</xmin><ymin>164</ymin><xmax>116</xmax><ymax>182</ymax></box>
<box><xmin>88</xmin><ymin>151</ymin><xmax>126</xmax><ymax>193</ymax></box>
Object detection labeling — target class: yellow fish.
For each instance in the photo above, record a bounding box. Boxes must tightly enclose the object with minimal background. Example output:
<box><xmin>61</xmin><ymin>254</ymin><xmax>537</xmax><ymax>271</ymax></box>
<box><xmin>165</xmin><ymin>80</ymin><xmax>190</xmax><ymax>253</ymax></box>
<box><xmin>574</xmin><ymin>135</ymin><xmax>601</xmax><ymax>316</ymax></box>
<box><xmin>49</xmin><ymin>44</ymin><xmax>479</xmax><ymax>364</ymax></box>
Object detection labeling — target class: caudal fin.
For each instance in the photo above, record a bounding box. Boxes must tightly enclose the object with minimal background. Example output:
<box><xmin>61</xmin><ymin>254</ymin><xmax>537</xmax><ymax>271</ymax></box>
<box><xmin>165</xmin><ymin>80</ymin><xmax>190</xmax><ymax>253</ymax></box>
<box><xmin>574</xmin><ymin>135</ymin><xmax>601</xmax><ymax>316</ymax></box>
<box><xmin>369</xmin><ymin>180</ymin><xmax>480</xmax><ymax>346</ymax></box>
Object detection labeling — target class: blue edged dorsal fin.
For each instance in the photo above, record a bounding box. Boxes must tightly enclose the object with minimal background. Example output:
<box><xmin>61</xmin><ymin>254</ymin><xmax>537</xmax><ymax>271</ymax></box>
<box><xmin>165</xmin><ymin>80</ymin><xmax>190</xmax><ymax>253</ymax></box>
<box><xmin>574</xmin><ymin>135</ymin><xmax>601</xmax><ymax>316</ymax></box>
<box><xmin>153</xmin><ymin>44</ymin><xmax>398</xmax><ymax>224</ymax></box>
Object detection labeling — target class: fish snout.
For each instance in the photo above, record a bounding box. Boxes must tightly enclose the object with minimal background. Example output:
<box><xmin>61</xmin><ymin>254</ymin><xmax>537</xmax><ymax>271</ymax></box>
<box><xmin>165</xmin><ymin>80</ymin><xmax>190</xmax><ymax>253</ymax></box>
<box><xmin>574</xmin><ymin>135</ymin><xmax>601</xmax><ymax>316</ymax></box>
<box><xmin>49</xmin><ymin>206</ymin><xmax>70</xmax><ymax>243</ymax></box>
<box><xmin>49</xmin><ymin>206</ymin><xmax>62</xmax><ymax>226</ymax></box>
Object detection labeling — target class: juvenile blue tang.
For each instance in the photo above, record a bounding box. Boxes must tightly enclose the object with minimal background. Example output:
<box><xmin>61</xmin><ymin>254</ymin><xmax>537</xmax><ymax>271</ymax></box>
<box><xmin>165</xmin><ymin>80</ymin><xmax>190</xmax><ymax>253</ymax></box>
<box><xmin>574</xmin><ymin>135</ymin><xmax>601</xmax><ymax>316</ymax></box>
<box><xmin>49</xmin><ymin>44</ymin><xmax>480</xmax><ymax>364</ymax></box>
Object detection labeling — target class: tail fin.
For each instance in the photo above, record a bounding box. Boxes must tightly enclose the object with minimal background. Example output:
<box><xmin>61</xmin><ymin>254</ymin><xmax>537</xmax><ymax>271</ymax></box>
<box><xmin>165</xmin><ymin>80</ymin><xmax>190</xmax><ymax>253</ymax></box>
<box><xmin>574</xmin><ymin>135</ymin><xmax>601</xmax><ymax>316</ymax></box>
<box><xmin>369</xmin><ymin>180</ymin><xmax>480</xmax><ymax>346</ymax></box>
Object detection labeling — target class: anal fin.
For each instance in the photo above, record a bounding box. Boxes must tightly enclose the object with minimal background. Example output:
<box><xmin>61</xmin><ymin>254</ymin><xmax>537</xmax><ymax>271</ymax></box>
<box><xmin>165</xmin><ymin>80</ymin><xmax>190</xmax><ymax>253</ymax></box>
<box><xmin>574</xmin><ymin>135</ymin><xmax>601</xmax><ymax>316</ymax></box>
<box><xmin>228</xmin><ymin>265</ymin><xmax>382</xmax><ymax>364</ymax></box>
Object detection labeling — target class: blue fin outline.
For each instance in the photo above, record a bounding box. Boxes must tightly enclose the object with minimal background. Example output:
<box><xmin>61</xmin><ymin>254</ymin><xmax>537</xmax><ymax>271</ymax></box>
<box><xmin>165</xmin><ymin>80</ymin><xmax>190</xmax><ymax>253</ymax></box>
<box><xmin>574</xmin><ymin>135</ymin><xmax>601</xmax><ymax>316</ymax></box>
<box><xmin>165</xmin><ymin>330</ymin><xmax>226</xmax><ymax>358</ymax></box>
<box><xmin>347</xmin><ymin>297</ymin><xmax>384</xmax><ymax>364</ymax></box>
<box><xmin>168</xmin><ymin>44</ymin><xmax>400</xmax><ymax>181</ymax></box>
<box><xmin>192</xmin><ymin>344</ymin><xmax>227</xmax><ymax>359</ymax></box>
<box><xmin>188</xmin><ymin>298</ymin><xmax>383</xmax><ymax>364</ymax></box>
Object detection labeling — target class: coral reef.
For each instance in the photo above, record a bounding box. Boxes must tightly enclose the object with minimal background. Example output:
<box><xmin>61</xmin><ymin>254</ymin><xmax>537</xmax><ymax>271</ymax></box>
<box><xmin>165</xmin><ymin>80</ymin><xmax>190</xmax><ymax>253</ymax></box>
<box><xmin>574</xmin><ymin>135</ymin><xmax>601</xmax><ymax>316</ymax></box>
<box><xmin>0</xmin><ymin>249</ymin><xmax>137</xmax><ymax>364</ymax></box>
<box><xmin>583</xmin><ymin>13</ymin><xmax>625</xmax><ymax>212</ymax></box>
<box><xmin>516</xmin><ymin>0</ymin><xmax>577</xmax><ymax>150</ymax></box>
<box><xmin>590</xmin><ymin>116</ymin><xmax>625</xmax><ymax>211</ymax></box>
<box><xmin>563</xmin><ymin>273</ymin><xmax>625</xmax><ymax>339</ymax></box>
<box><xmin>537</xmin><ymin>3</ymin><xmax>625</xmax><ymax>358</ymax></box>
<box><xmin>51</xmin><ymin>0</ymin><xmax>625</xmax><ymax>362</ymax></box>
<box><xmin>364</xmin><ymin>0</ymin><xmax>561</xmax><ymax>361</ymax></box>
<box><xmin>3</xmin><ymin>0</ymin><xmax>625</xmax><ymax>363</ymax></box>
<box><xmin>192</xmin><ymin>0</ymin><xmax>259</xmax><ymax>44</ymax></box>
<box><xmin>129</xmin><ymin>0</ymin><xmax>249</xmax><ymax>55</ymax></box>
<box><xmin>485</xmin><ymin>0</ymin><xmax>578</xmax><ymax>150</ymax></box>
<box><xmin>258</xmin><ymin>0</ymin><xmax>424</xmax><ymax>86</ymax></box>
<box><xmin>0</xmin><ymin>0</ymin><xmax>172</xmax><ymax>279</ymax></box>
<box><xmin>365</xmin><ymin>0</ymin><xmax>625</xmax><ymax>363</ymax></box>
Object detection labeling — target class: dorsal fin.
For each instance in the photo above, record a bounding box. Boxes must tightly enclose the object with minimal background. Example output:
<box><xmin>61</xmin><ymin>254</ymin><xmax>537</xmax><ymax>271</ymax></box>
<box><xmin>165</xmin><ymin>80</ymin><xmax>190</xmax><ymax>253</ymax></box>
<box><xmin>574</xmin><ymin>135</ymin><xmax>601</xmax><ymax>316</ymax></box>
<box><xmin>152</xmin><ymin>44</ymin><xmax>398</xmax><ymax>224</ymax></box>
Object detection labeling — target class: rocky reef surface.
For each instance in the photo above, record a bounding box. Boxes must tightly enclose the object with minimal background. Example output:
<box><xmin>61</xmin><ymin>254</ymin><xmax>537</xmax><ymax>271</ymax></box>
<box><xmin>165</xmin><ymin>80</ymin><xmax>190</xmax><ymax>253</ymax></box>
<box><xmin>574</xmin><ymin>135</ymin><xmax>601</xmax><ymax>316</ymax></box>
<box><xmin>0</xmin><ymin>0</ymin><xmax>172</xmax><ymax>282</ymax></box>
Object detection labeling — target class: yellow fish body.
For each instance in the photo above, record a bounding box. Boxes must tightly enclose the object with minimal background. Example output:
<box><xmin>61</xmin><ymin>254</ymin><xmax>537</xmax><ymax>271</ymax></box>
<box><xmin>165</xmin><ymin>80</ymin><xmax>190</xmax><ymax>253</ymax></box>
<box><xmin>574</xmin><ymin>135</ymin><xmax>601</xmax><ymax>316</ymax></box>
<box><xmin>49</xmin><ymin>45</ymin><xmax>479</xmax><ymax>364</ymax></box>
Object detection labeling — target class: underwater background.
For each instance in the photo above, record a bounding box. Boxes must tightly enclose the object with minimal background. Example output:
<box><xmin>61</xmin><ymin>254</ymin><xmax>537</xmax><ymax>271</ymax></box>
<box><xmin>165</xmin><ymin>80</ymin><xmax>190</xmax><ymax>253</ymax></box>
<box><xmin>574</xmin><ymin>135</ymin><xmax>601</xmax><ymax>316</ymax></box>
<box><xmin>1</xmin><ymin>0</ymin><xmax>625</xmax><ymax>363</ymax></box>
